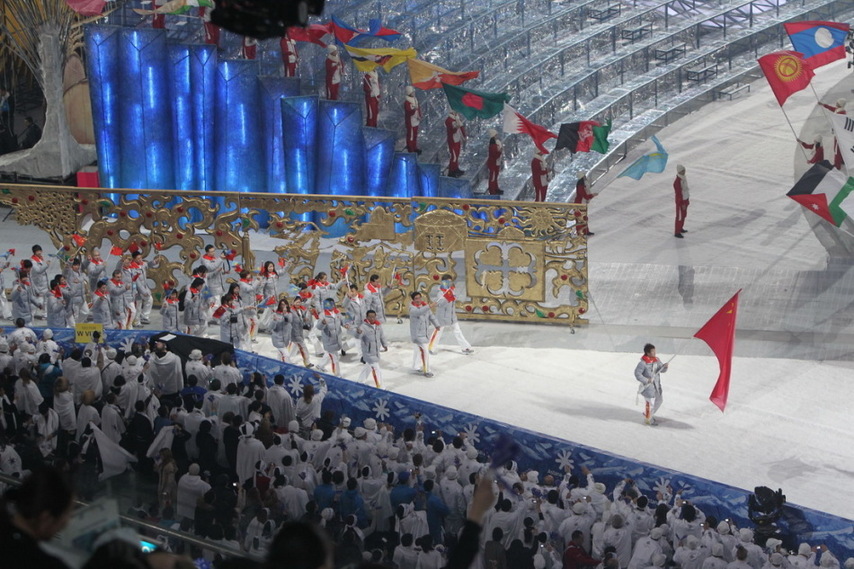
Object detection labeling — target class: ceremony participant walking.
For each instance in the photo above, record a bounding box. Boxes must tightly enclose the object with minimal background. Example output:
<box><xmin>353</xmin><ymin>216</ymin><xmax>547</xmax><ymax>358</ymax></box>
<box><xmin>674</xmin><ymin>164</ymin><xmax>689</xmax><ymax>238</ymax></box>
<box><xmin>634</xmin><ymin>343</ymin><xmax>668</xmax><ymax>426</ymax></box>
<box><xmin>429</xmin><ymin>274</ymin><xmax>473</xmax><ymax>355</ymax></box>
<box><xmin>356</xmin><ymin>309</ymin><xmax>387</xmax><ymax>388</ymax></box>
<box><xmin>409</xmin><ymin>291</ymin><xmax>438</xmax><ymax>377</ymax></box>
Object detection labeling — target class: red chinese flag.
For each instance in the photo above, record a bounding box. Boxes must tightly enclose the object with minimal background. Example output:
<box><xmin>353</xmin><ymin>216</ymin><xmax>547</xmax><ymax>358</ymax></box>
<box><xmin>109</xmin><ymin>245</ymin><xmax>124</xmax><ymax>256</ymax></box>
<box><xmin>278</xmin><ymin>257</ymin><xmax>286</xmax><ymax>268</ymax></box>
<box><xmin>693</xmin><ymin>290</ymin><xmax>741</xmax><ymax>412</ymax></box>
<box><xmin>758</xmin><ymin>51</ymin><xmax>814</xmax><ymax>106</ymax></box>
<box><xmin>212</xmin><ymin>305</ymin><xmax>227</xmax><ymax>319</ymax></box>
<box><xmin>71</xmin><ymin>234</ymin><xmax>86</xmax><ymax>247</ymax></box>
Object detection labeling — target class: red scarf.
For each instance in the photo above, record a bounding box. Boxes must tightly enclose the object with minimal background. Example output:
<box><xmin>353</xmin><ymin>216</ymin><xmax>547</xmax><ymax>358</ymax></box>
<box><xmin>412</xmin><ymin>301</ymin><xmax>427</xmax><ymax>307</ymax></box>
<box><xmin>31</xmin><ymin>255</ymin><xmax>43</xmax><ymax>263</ymax></box>
<box><xmin>90</xmin><ymin>258</ymin><xmax>103</xmax><ymax>265</ymax></box>
<box><xmin>641</xmin><ymin>355</ymin><xmax>657</xmax><ymax>364</ymax></box>
<box><xmin>166</xmin><ymin>297</ymin><xmax>179</xmax><ymax>304</ymax></box>
<box><xmin>367</xmin><ymin>282</ymin><xmax>381</xmax><ymax>293</ymax></box>
<box><xmin>95</xmin><ymin>289</ymin><xmax>107</xmax><ymax>298</ymax></box>
<box><xmin>324</xmin><ymin>308</ymin><xmax>340</xmax><ymax>316</ymax></box>
<box><xmin>363</xmin><ymin>318</ymin><xmax>380</xmax><ymax>327</ymax></box>
<box><xmin>111</xmin><ymin>278</ymin><xmax>123</xmax><ymax>286</ymax></box>
<box><xmin>52</xmin><ymin>288</ymin><xmax>63</xmax><ymax>299</ymax></box>
<box><xmin>203</xmin><ymin>254</ymin><xmax>216</xmax><ymax>261</ymax></box>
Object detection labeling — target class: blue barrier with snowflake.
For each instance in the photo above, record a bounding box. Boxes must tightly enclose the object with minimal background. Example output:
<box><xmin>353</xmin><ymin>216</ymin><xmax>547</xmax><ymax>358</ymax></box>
<box><xmin>18</xmin><ymin>327</ymin><xmax>853</xmax><ymax>558</ymax></box>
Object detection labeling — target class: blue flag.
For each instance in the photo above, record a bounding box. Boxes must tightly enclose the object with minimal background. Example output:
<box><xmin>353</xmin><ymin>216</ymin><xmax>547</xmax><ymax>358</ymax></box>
<box><xmin>618</xmin><ymin>136</ymin><xmax>668</xmax><ymax>180</ymax></box>
<box><xmin>783</xmin><ymin>21</ymin><xmax>849</xmax><ymax>68</ymax></box>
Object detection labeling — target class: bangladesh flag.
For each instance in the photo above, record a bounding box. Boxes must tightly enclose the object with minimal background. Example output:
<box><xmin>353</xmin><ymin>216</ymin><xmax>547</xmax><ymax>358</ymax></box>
<box><xmin>787</xmin><ymin>160</ymin><xmax>854</xmax><ymax>226</ymax></box>
<box><xmin>441</xmin><ymin>83</ymin><xmax>510</xmax><ymax>120</ymax></box>
<box><xmin>555</xmin><ymin>121</ymin><xmax>601</xmax><ymax>153</ymax></box>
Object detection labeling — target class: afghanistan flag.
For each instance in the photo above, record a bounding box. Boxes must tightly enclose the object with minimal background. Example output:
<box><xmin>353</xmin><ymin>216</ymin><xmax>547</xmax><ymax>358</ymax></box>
<box><xmin>344</xmin><ymin>45</ymin><xmax>417</xmax><ymax>72</ymax></box>
<box><xmin>591</xmin><ymin>120</ymin><xmax>612</xmax><ymax>154</ymax></box>
<box><xmin>407</xmin><ymin>59</ymin><xmax>479</xmax><ymax>90</ymax></box>
<box><xmin>441</xmin><ymin>83</ymin><xmax>510</xmax><ymax>120</ymax></box>
<box><xmin>783</xmin><ymin>21</ymin><xmax>849</xmax><ymax>68</ymax></box>
<box><xmin>787</xmin><ymin>160</ymin><xmax>854</xmax><ymax>226</ymax></box>
<box><xmin>555</xmin><ymin>121</ymin><xmax>600</xmax><ymax>153</ymax></box>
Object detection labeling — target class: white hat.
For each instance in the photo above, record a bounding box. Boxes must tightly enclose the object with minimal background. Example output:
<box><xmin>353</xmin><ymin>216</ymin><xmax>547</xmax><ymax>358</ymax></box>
<box><xmin>363</xmin><ymin>418</ymin><xmax>377</xmax><ymax>430</ymax></box>
<box><xmin>445</xmin><ymin>466</ymin><xmax>458</xmax><ymax>480</ymax></box>
<box><xmin>686</xmin><ymin>535</ymin><xmax>699</xmax><ymax>550</ymax></box>
<box><xmin>189</xmin><ymin>349</ymin><xmax>203</xmax><ymax>360</ymax></box>
<box><xmin>466</xmin><ymin>447</ymin><xmax>478</xmax><ymax>459</ymax></box>
<box><xmin>652</xmin><ymin>554</ymin><xmax>666</xmax><ymax>567</ymax></box>
<box><xmin>766</xmin><ymin>539</ymin><xmax>782</xmax><ymax>552</ymax></box>
<box><xmin>577</xmin><ymin>171</ymin><xmax>586</xmax><ymax>179</ymax></box>
<box><xmin>821</xmin><ymin>554</ymin><xmax>838</xmax><ymax>568</ymax></box>
<box><xmin>341</xmin><ymin>417</ymin><xmax>351</xmax><ymax>428</ymax></box>
<box><xmin>311</xmin><ymin>429</ymin><xmax>324</xmax><ymax>441</ymax></box>
<box><xmin>717</xmin><ymin>521</ymin><xmax>731</xmax><ymax>535</ymax></box>
<box><xmin>42</xmin><ymin>329</ymin><xmax>53</xmax><ymax>339</ymax></box>
<box><xmin>837</xmin><ymin>98</ymin><xmax>847</xmax><ymax>109</ymax></box>
<box><xmin>799</xmin><ymin>544</ymin><xmax>812</xmax><ymax>557</ymax></box>
<box><xmin>353</xmin><ymin>427</ymin><xmax>367</xmax><ymax>439</ymax></box>
<box><xmin>188</xmin><ymin>464</ymin><xmax>200</xmax><ymax>476</ymax></box>
<box><xmin>26</xmin><ymin>343</ymin><xmax>36</xmax><ymax>354</ymax></box>
<box><xmin>326</xmin><ymin>44</ymin><xmax>337</xmax><ymax>53</ymax></box>
<box><xmin>288</xmin><ymin>420</ymin><xmax>300</xmax><ymax>432</ymax></box>
<box><xmin>593</xmin><ymin>482</ymin><xmax>606</xmax><ymax>494</ymax></box>
<box><xmin>405</xmin><ymin>86</ymin><xmax>415</xmax><ymax>95</ymax></box>
<box><xmin>0</xmin><ymin>341</ymin><xmax>8</xmax><ymax>353</ymax></box>
<box><xmin>572</xmin><ymin>501</ymin><xmax>588</xmax><ymax>515</ymax></box>
<box><xmin>105</xmin><ymin>348</ymin><xmax>117</xmax><ymax>360</ymax></box>
<box><xmin>650</xmin><ymin>527</ymin><xmax>663</xmax><ymax>540</ymax></box>
<box><xmin>488</xmin><ymin>128</ymin><xmax>497</xmax><ymax>138</ymax></box>
<box><xmin>843</xmin><ymin>558</ymin><xmax>854</xmax><ymax>569</ymax></box>
<box><xmin>712</xmin><ymin>544</ymin><xmax>724</xmax><ymax>557</ymax></box>
<box><xmin>739</xmin><ymin>528</ymin><xmax>753</xmax><ymax>543</ymax></box>
<box><xmin>240</xmin><ymin>423</ymin><xmax>255</xmax><ymax>437</ymax></box>
<box><xmin>676</xmin><ymin>164</ymin><xmax>686</xmax><ymax>175</ymax></box>
<box><xmin>769</xmin><ymin>554</ymin><xmax>784</xmax><ymax>567</ymax></box>
<box><xmin>126</xmin><ymin>355</ymin><xmax>138</xmax><ymax>366</ymax></box>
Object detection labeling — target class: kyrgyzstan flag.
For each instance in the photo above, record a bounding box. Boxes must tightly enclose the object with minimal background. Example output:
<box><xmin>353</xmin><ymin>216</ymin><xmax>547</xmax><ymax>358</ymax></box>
<box><xmin>694</xmin><ymin>290</ymin><xmax>741</xmax><ymax>412</ymax></box>
<box><xmin>758</xmin><ymin>50</ymin><xmax>814</xmax><ymax>106</ymax></box>
<box><xmin>787</xmin><ymin>160</ymin><xmax>854</xmax><ymax>226</ymax></box>
<box><xmin>441</xmin><ymin>83</ymin><xmax>510</xmax><ymax>120</ymax></box>
<box><xmin>407</xmin><ymin>59</ymin><xmax>479</xmax><ymax>90</ymax></box>
<box><xmin>502</xmin><ymin>104</ymin><xmax>557</xmax><ymax>154</ymax></box>
<box><xmin>555</xmin><ymin>121</ymin><xmax>601</xmax><ymax>153</ymax></box>
<box><xmin>783</xmin><ymin>21</ymin><xmax>849</xmax><ymax>68</ymax></box>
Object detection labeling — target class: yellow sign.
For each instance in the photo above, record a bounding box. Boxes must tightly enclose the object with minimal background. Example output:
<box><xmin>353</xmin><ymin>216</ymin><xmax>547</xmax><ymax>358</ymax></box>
<box><xmin>75</xmin><ymin>323</ymin><xmax>104</xmax><ymax>344</ymax></box>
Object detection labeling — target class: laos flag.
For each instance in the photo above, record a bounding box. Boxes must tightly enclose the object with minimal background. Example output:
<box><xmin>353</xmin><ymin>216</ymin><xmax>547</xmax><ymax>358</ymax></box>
<box><xmin>783</xmin><ymin>21</ymin><xmax>849</xmax><ymax>69</ymax></box>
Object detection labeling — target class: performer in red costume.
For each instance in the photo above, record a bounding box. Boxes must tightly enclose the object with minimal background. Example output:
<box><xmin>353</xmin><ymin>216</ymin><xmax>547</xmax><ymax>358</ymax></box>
<box><xmin>574</xmin><ymin>171</ymin><xmax>598</xmax><ymax>236</ymax></box>
<box><xmin>241</xmin><ymin>36</ymin><xmax>258</xmax><ymax>60</ymax></box>
<box><xmin>325</xmin><ymin>45</ymin><xmax>343</xmax><ymax>100</ymax></box>
<box><xmin>486</xmin><ymin>128</ymin><xmax>503</xmax><ymax>195</ymax></box>
<box><xmin>445</xmin><ymin>111</ymin><xmax>467</xmax><ymax>177</ymax></box>
<box><xmin>820</xmin><ymin>98</ymin><xmax>847</xmax><ymax>169</ymax></box>
<box><xmin>531</xmin><ymin>151</ymin><xmax>551</xmax><ymax>202</ymax></box>
<box><xmin>404</xmin><ymin>86</ymin><xmax>421</xmax><ymax>153</ymax></box>
<box><xmin>200</xmin><ymin>6</ymin><xmax>220</xmax><ymax>47</ymax></box>
<box><xmin>674</xmin><ymin>164</ymin><xmax>689</xmax><ymax>238</ymax></box>
<box><xmin>798</xmin><ymin>135</ymin><xmax>824</xmax><ymax>164</ymax></box>
<box><xmin>152</xmin><ymin>0</ymin><xmax>166</xmax><ymax>29</ymax></box>
<box><xmin>363</xmin><ymin>70</ymin><xmax>380</xmax><ymax>127</ymax></box>
<box><xmin>280</xmin><ymin>33</ymin><xmax>298</xmax><ymax>77</ymax></box>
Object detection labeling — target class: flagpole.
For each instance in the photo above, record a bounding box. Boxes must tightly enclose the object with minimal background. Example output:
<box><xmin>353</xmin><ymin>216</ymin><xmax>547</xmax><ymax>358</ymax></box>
<box><xmin>586</xmin><ymin>291</ymin><xmax>618</xmax><ymax>353</ymax></box>
<box><xmin>777</xmin><ymin>103</ymin><xmax>813</xmax><ymax>163</ymax></box>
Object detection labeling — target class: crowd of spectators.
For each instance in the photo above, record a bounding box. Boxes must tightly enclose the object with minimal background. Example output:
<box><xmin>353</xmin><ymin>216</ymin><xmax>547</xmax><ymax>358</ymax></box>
<box><xmin>0</xmin><ymin>321</ymin><xmax>852</xmax><ymax>569</ymax></box>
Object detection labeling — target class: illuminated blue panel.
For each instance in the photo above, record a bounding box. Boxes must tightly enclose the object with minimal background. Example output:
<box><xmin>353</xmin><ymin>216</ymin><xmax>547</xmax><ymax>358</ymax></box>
<box><xmin>168</xmin><ymin>44</ymin><xmax>194</xmax><ymax>191</ymax></box>
<box><xmin>315</xmin><ymin>100</ymin><xmax>364</xmax><ymax>197</ymax></box>
<box><xmin>362</xmin><ymin>128</ymin><xmax>395</xmax><ymax>198</ymax></box>
<box><xmin>189</xmin><ymin>44</ymin><xmax>217</xmax><ymax>194</ymax></box>
<box><xmin>118</xmin><ymin>28</ymin><xmax>174</xmax><ymax>190</ymax></box>
<box><xmin>438</xmin><ymin>176</ymin><xmax>473</xmax><ymax>199</ymax></box>
<box><xmin>258</xmin><ymin>76</ymin><xmax>301</xmax><ymax>195</ymax></box>
<box><xmin>386</xmin><ymin>153</ymin><xmax>420</xmax><ymax>198</ymax></box>
<box><xmin>84</xmin><ymin>25</ymin><xmax>122</xmax><ymax>193</ymax></box>
<box><xmin>417</xmin><ymin>163</ymin><xmax>440</xmax><ymax>199</ymax></box>
<box><xmin>214</xmin><ymin>59</ymin><xmax>265</xmax><ymax>199</ymax></box>
<box><xmin>281</xmin><ymin>96</ymin><xmax>318</xmax><ymax>220</ymax></box>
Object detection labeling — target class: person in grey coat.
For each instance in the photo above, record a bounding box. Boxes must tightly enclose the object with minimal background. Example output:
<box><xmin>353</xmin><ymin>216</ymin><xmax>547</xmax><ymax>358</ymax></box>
<box><xmin>160</xmin><ymin>288</ymin><xmax>181</xmax><ymax>333</ymax></box>
<box><xmin>409</xmin><ymin>291</ymin><xmax>438</xmax><ymax>377</ymax></box>
<box><xmin>634</xmin><ymin>343</ymin><xmax>668</xmax><ymax>426</ymax></box>
<box><xmin>289</xmin><ymin>295</ymin><xmax>314</xmax><ymax>368</ymax></box>
<box><xmin>107</xmin><ymin>269</ymin><xmax>132</xmax><ymax>329</ymax></box>
<box><xmin>63</xmin><ymin>258</ymin><xmax>88</xmax><ymax>325</ymax></box>
<box><xmin>182</xmin><ymin>278</ymin><xmax>207</xmax><ymax>336</ymax></box>
<box><xmin>428</xmin><ymin>274</ymin><xmax>474</xmax><ymax>355</ymax></box>
<box><xmin>45</xmin><ymin>279</ymin><xmax>70</xmax><ymax>329</ymax></box>
<box><xmin>317</xmin><ymin>298</ymin><xmax>344</xmax><ymax>375</ymax></box>
<box><xmin>217</xmin><ymin>294</ymin><xmax>248</xmax><ymax>350</ymax></box>
<box><xmin>364</xmin><ymin>273</ymin><xmax>392</xmax><ymax>323</ymax></box>
<box><xmin>271</xmin><ymin>298</ymin><xmax>294</xmax><ymax>363</ymax></box>
<box><xmin>356</xmin><ymin>309</ymin><xmax>387</xmax><ymax>388</ymax></box>
<box><xmin>90</xmin><ymin>279</ymin><xmax>112</xmax><ymax>325</ymax></box>
<box><xmin>11</xmin><ymin>272</ymin><xmax>40</xmax><ymax>325</ymax></box>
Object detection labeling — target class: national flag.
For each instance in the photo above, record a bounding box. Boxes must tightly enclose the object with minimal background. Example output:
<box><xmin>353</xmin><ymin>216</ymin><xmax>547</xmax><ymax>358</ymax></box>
<box><xmin>694</xmin><ymin>290</ymin><xmax>741</xmax><ymax>412</ymax></box>
<box><xmin>278</xmin><ymin>257</ymin><xmax>286</xmax><ymax>268</ymax></box>
<box><xmin>286</xmin><ymin>23</ymin><xmax>332</xmax><ymax>46</ymax></box>
<box><xmin>441</xmin><ymin>83</ymin><xmax>510</xmax><ymax>120</ymax></box>
<box><xmin>367</xmin><ymin>19</ymin><xmax>402</xmax><ymax>42</ymax></box>
<box><xmin>7</xmin><ymin>249</ymin><xmax>14</xmax><ymax>256</ymax></box>
<box><xmin>786</xmin><ymin>160</ymin><xmax>854</xmax><ymax>226</ymax></box>
<box><xmin>71</xmin><ymin>234</ymin><xmax>86</xmax><ymax>247</ymax></box>
<box><xmin>109</xmin><ymin>245</ymin><xmax>124</xmax><ymax>257</ymax></box>
<box><xmin>407</xmin><ymin>59</ymin><xmax>479</xmax><ymax>90</ymax></box>
<box><xmin>343</xmin><ymin>45</ymin><xmax>417</xmax><ymax>72</ymax></box>
<box><xmin>784</xmin><ymin>21</ymin><xmax>850</xmax><ymax>68</ymax></box>
<box><xmin>502</xmin><ymin>103</ymin><xmax>557</xmax><ymax>154</ymax></box>
<box><xmin>224</xmin><ymin>249</ymin><xmax>238</xmax><ymax>261</ymax></box>
<box><xmin>618</xmin><ymin>136</ymin><xmax>669</xmax><ymax>180</ymax></box>
<box><xmin>339</xmin><ymin>264</ymin><xmax>350</xmax><ymax>276</ymax></box>
<box><xmin>555</xmin><ymin>121</ymin><xmax>601</xmax><ymax>153</ymax></box>
<box><xmin>128</xmin><ymin>242</ymin><xmax>140</xmax><ymax>254</ymax></box>
<box><xmin>591</xmin><ymin>120</ymin><xmax>612</xmax><ymax>154</ymax></box>
<box><xmin>327</xmin><ymin>16</ymin><xmax>402</xmax><ymax>45</ymax></box>
<box><xmin>825</xmin><ymin>112</ymin><xmax>854</xmax><ymax>175</ymax></box>
<box><xmin>758</xmin><ymin>50</ymin><xmax>815</xmax><ymax>106</ymax></box>
<box><xmin>264</xmin><ymin>296</ymin><xmax>278</xmax><ymax>307</ymax></box>
<box><xmin>66</xmin><ymin>0</ymin><xmax>106</xmax><ymax>17</ymax></box>
<box><xmin>212</xmin><ymin>305</ymin><xmax>227</xmax><ymax>319</ymax></box>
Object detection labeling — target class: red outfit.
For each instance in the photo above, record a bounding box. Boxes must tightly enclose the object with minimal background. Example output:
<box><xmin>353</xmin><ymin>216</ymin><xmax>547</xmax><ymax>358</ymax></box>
<box><xmin>821</xmin><ymin>103</ymin><xmax>846</xmax><ymax>169</ymax></box>
<box><xmin>363</xmin><ymin>73</ymin><xmax>380</xmax><ymax>127</ymax></box>
<box><xmin>574</xmin><ymin>176</ymin><xmax>594</xmax><ymax>235</ymax></box>
<box><xmin>487</xmin><ymin>138</ymin><xmax>502</xmax><ymax>194</ymax></box>
<box><xmin>445</xmin><ymin>114</ymin><xmax>466</xmax><ymax>175</ymax></box>
<box><xmin>280</xmin><ymin>36</ymin><xmax>298</xmax><ymax>77</ymax></box>
<box><xmin>241</xmin><ymin>37</ymin><xmax>257</xmax><ymax>60</ymax></box>
<box><xmin>325</xmin><ymin>52</ymin><xmax>343</xmax><ymax>100</ymax></box>
<box><xmin>800</xmin><ymin>139</ymin><xmax>824</xmax><ymax>164</ymax></box>
<box><xmin>674</xmin><ymin>175</ymin><xmax>689</xmax><ymax>235</ymax></box>
<box><xmin>532</xmin><ymin>155</ymin><xmax>550</xmax><ymax>202</ymax></box>
<box><xmin>562</xmin><ymin>542</ymin><xmax>600</xmax><ymax>569</ymax></box>
<box><xmin>404</xmin><ymin>95</ymin><xmax>421</xmax><ymax>153</ymax></box>
<box><xmin>200</xmin><ymin>7</ymin><xmax>219</xmax><ymax>46</ymax></box>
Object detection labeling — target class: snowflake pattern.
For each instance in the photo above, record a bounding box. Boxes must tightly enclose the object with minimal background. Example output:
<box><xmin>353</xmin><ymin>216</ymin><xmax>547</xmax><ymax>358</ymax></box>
<box><xmin>373</xmin><ymin>399</ymin><xmax>390</xmax><ymax>421</ymax></box>
<box><xmin>119</xmin><ymin>337</ymin><xmax>134</xmax><ymax>354</ymax></box>
<box><xmin>654</xmin><ymin>477</ymin><xmax>672</xmax><ymax>500</ymax></box>
<box><xmin>462</xmin><ymin>423</ymin><xmax>480</xmax><ymax>445</ymax></box>
<box><xmin>287</xmin><ymin>375</ymin><xmax>304</xmax><ymax>397</ymax></box>
<box><xmin>555</xmin><ymin>449</ymin><xmax>574</xmax><ymax>473</ymax></box>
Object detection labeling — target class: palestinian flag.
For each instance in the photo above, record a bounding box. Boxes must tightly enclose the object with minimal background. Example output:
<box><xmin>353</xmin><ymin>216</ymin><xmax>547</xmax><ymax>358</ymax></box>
<box><xmin>787</xmin><ymin>160</ymin><xmax>854</xmax><ymax>226</ymax></box>
<box><xmin>407</xmin><ymin>59</ymin><xmax>479</xmax><ymax>90</ymax></box>
<box><xmin>441</xmin><ymin>83</ymin><xmax>510</xmax><ymax>120</ymax></box>
<box><xmin>591</xmin><ymin>120</ymin><xmax>612</xmax><ymax>153</ymax></box>
<box><xmin>555</xmin><ymin>121</ymin><xmax>601</xmax><ymax>153</ymax></box>
<box><xmin>344</xmin><ymin>45</ymin><xmax>417</xmax><ymax>72</ymax></box>
<box><xmin>502</xmin><ymin>103</ymin><xmax>557</xmax><ymax>154</ymax></box>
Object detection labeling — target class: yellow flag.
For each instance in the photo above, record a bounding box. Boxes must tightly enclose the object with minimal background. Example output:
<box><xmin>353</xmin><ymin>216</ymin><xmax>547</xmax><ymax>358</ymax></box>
<box><xmin>407</xmin><ymin>59</ymin><xmax>480</xmax><ymax>90</ymax></box>
<box><xmin>344</xmin><ymin>45</ymin><xmax>417</xmax><ymax>73</ymax></box>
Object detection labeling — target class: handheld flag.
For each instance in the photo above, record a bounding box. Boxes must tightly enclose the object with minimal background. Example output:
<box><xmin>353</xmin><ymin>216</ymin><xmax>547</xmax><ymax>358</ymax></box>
<box><xmin>286</xmin><ymin>23</ymin><xmax>332</xmax><ymax>46</ymax></box>
<box><xmin>758</xmin><ymin>50</ymin><xmax>815</xmax><ymax>106</ymax></box>
<box><xmin>618</xmin><ymin>136</ymin><xmax>668</xmax><ymax>180</ymax></box>
<box><xmin>407</xmin><ymin>59</ymin><xmax>479</xmax><ymax>90</ymax></box>
<box><xmin>694</xmin><ymin>290</ymin><xmax>741</xmax><ymax>412</ymax></box>
<box><xmin>128</xmin><ymin>242</ymin><xmax>140</xmax><ymax>254</ymax></box>
<box><xmin>591</xmin><ymin>120</ymin><xmax>612</xmax><ymax>154</ymax></box>
<box><xmin>278</xmin><ymin>257</ymin><xmax>287</xmax><ymax>268</ymax></box>
<box><xmin>330</xmin><ymin>15</ymin><xmax>401</xmax><ymax>45</ymax></box>
<box><xmin>786</xmin><ymin>160</ymin><xmax>854</xmax><ymax>226</ymax></box>
<box><xmin>783</xmin><ymin>21</ymin><xmax>849</xmax><ymax>68</ymax></box>
<box><xmin>441</xmin><ymin>83</ymin><xmax>510</xmax><ymax>120</ymax></box>
<box><xmin>502</xmin><ymin>103</ymin><xmax>557</xmax><ymax>154</ymax></box>
<box><xmin>71</xmin><ymin>234</ymin><xmax>87</xmax><ymax>247</ymax></box>
<box><xmin>825</xmin><ymin>113</ymin><xmax>854</xmax><ymax>176</ymax></box>
<box><xmin>343</xmin><ymin>45</ymin><xmax>417</xmax><ymax>73</ymax></box>
<box><xmin>555</xmin><ymin>121</ymin><xmax>601</xmax><ymax>153</ymax></box>
<box><xmin>109</xmin><ymin>245</ymin><xmax>124</xmax><ymax>257</ymax></box>
<box><xmin>264</xmin><ymin>296</ymin><xmax>278</xmax><ymax>307</ymax></box>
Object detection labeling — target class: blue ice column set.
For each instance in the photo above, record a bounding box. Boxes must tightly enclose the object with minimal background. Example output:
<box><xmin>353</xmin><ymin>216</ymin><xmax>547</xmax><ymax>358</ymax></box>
<box><xmin>84</xmin><ymin>25</ymin><xmax>472</xmax><ymax>213</ymax></box>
